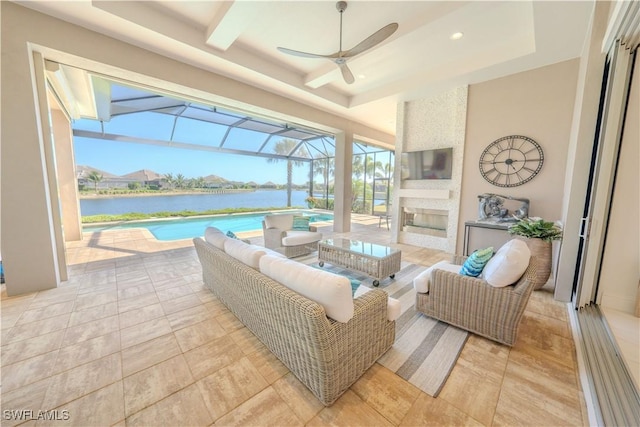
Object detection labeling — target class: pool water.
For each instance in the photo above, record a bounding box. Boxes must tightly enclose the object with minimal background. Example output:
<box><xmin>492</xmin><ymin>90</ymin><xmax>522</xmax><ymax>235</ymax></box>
<box><xmin>84</xmin><ymin>210</ymin><xmax>334</xmax><ymax>241</ymax></box>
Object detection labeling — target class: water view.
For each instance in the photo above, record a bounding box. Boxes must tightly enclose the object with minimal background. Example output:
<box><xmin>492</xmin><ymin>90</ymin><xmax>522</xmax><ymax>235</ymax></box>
<box><xmin>80</xmin><ymin>190</ymin><xmax>311</xmax><ymax>216</ymax></box>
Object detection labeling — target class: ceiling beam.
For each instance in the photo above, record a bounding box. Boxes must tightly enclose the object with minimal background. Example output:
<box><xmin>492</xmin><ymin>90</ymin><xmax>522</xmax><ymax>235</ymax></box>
<box><xmin>205</xmin><ymin>1</ymin><xmax>267</xmax><ymax>51</ymax></box>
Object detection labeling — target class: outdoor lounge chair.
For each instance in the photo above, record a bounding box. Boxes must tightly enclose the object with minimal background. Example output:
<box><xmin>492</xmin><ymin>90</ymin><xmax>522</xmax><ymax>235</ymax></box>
<box><xmin>414</xmin><ymin>252</ymin><xmax>537</xmax><ymax>346</ymax></box>
<box><xmin>262</xmin><ymin>213</ymin><xmax>322</xmax><ymax>258</ymax></box>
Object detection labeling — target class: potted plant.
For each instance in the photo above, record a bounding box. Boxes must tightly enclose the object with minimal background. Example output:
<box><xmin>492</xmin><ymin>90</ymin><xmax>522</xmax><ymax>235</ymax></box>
<box><xmin>508</xmin><ymin>217</ymin><xmax>562</xmax><ymax>289</ymax></box>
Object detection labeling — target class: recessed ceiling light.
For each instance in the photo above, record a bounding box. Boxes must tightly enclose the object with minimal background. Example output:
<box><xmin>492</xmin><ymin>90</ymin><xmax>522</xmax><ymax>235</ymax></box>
<box><xmin>358</xmin><ymin>74</ymin><xmax>366</xmax><ymax>79</ymax></box>
<box><xmin>450</xmin><ymin>32</ymin><xmax>464</xmax><ymax>40</ymax></box>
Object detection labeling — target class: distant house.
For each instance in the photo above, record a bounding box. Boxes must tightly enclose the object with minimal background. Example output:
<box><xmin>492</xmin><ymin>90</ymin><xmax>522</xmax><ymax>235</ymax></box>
<box><xmin>121</xmin><ymin>169</ymin><xmax>165</xmax><ymax>188</ymax></box>
<box><xmin>76</xmin><ymin>165</ymin><xmax>123</xmax><ymax>189</ymax></box>
<box><xmin>203</xmin><ymin>174</ymin><xmax>228</xmax><ymax>188</ymax></box>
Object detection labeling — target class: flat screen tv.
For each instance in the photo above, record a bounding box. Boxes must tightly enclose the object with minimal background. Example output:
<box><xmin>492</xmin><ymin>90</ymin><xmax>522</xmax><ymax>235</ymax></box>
<box><xmin>401</xmin><ymin>148</ymin><xmax>453</xmax><ymax>180</ymax></box>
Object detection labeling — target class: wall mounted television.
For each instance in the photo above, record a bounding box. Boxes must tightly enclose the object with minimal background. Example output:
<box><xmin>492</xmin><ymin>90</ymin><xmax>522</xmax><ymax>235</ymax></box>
<box><xmin>401</xmin><ymin>148</ymin><xmax>453</xmax><ymax>180</ymax></box>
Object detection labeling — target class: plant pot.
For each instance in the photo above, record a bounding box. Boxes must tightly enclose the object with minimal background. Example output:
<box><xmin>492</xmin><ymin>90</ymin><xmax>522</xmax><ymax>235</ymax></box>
<box><xmin>519</xmin><ymin>237</ymin><xmax>552</xmax><ymax>290</ymax></box>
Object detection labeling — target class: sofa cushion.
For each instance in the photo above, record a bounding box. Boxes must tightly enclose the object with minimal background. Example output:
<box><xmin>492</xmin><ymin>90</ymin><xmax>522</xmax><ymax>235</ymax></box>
<box><xmin>292</xmin><ymin>215</ymin><xmax>310</xmax><ymax>231</ymax></box>
<box><xmin>259</xmin><ymin>255</ymin><xmax>354</xmax><ymax>323</ymax></box>
<box><xmin>204</xmin><ymin>227</ymin><xmax>229</xmax><ymax>250</ymax></box>
<box><xmin>282</xmin><ymin>230</ymin><xmax>322</xmax><ymax>247</ymax></box>
<box><xmin>413</xmin><ymin>260</ymin><xmax>462</xmax><ymax>294</ymax></box>
<box><xmin>264</xmin><ymin>214</ymin><xmax>294</xmax><ymax>230</ymax></box>
<box><xmin>224</xmin><ymin>238</ymin><xmax>267</xmax><ymax>269</ymax></box>
<box><xmin>353</xmin><ymin>285</ymin><xmax>401</xmax><ymax>321</ymax></box>
<box><xmin>459</xmin><ymin>247</ymin><xmax>494</xmax><ymax>277</ymax></box>
<box><xmin>482</xmin><ymin>239</ymin><xmax>531</xmax><ymax>287</ymax></box>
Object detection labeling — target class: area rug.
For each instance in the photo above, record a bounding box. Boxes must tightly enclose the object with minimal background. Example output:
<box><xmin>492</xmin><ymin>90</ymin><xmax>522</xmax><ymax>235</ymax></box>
<box><xmin>298</xmin><ymin>255</ymin><xmax>469</xmax><ymax>397</ymax></box>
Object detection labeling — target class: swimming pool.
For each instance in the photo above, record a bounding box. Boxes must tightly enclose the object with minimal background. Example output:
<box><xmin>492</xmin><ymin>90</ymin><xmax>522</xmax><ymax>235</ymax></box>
<box><xmin>83</xmin><ymin>210</ymin><xmax>334</xmax><ymax>241</ymax></box>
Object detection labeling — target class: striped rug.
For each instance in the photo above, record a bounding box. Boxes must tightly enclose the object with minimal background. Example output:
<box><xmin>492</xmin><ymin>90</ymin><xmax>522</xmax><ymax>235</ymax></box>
<box><xmin>298</xmin><ymin>256</ymin><xmax>469</xmax><ymax>397</ymax></box>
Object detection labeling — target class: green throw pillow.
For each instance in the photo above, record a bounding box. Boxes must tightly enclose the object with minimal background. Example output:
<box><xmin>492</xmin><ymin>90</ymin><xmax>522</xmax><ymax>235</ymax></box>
<box><xmin>460</xmin><ymin>247</ymin><xmax>494</xmax><ymax>277</ymax></box>
<box><xmin>226</xmin><ymin>230</ymin><xmax>238</xmax><ymax>239</ymax></box>
<box><xmin>292</xmin><ymin>215</ymin><xmax>310</xmax><ymax>231</ymax></box>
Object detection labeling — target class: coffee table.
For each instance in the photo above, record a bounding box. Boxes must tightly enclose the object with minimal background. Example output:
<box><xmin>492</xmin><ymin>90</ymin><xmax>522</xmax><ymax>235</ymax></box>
<box><xmin>317</xmin><ymin>238</ymin><xmax>402</xmax><ymax>287</ymax></box>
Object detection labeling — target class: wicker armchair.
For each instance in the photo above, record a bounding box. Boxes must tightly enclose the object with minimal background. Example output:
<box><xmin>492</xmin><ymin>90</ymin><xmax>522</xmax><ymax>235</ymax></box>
<box><xmin>262</xmin><ymin>214</ymin><xmax>322</xmax><ymax>258</ymax></box>
<box><xmin>415</xmin><ymin>255</ymin><xmax>537</xmax><ymax>346</ymax></box>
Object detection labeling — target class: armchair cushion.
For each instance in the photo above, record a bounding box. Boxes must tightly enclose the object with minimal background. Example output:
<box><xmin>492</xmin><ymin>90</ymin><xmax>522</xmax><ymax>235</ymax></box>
<box><xmin>292</xmin><ymin>215</ymin><xmax>310</xmax><ymax>231</ymax></box>
<box><xmin>413</xmin><ymin>260</ymin><xmax>462</xmax><ymax>294</ymax></box>
<box><xmin>263</xmin><ymin>214</ymin><xmax>294</xmax><ymax>230</ymax></box>
<box><xmin>460</xmin><ymin>247</ymin><xmax>494</xmax><ymax>277</ymax></box>
<box><xmin>204</xmin><ymin>227</ymin><xmax>229</xmax><ymax>250</ymax></box>
<box><xmin>482</xmin><ymin>239</ymin><xmax>530</xmax><ymax>287</ymax></box>
<box><xmin>282</xmin><ymin>230</ymin><xmax>322</xmax><ymax>247</ymax></box>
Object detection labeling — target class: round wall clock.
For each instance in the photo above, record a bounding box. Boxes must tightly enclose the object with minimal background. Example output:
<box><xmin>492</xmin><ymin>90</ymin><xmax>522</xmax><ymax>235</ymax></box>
<box><xmin>479</xmin><ymin>135</ymin><xmax>544</xmax><ymax>187</ymax></box>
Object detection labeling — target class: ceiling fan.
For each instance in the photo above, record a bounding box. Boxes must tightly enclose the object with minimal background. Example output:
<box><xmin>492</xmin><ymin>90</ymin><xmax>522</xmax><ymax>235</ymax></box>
<box><xmin>277</xmin><ymin>1</ymin><xmax>398</xmax><ymax>84</ymax></box>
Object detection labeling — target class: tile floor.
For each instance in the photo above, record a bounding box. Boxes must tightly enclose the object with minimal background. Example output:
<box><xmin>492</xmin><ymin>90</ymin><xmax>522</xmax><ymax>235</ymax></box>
<box><xmin>1</xmin><ymin>216</ymin><xmax>589</xmax><ymax>426</ymax></box>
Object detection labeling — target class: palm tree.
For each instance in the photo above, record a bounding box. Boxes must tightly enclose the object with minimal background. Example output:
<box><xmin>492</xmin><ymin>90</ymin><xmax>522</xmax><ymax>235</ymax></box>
<box><xmin>87</xmin><ymin>171</ymin><xmax>103</xmax><ymax>192</ymax></box>
<box><xmin>175</xmin><ymin>173</ymin><xmax>186</xmax><ymax>189</ymax></box>
<box><xmin>163</xmin><ymin>173</ymin><xmax>175</xmax><ymax>189</ymax></box>
<box><xmin>266</xmin><ymin>139</ymin><xmax>308</xmax><ymax>207</ymax></box>
<box><xmin>314</xmin><ymin>157</ymin><xmax>335</xmax><ymax>203</ymax></box>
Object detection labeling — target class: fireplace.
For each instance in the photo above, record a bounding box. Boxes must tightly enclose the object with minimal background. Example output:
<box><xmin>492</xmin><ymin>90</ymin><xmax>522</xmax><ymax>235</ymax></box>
<box><xmin>402</xmin><ymin>208</ymin><xmax>448</xmax><ymax>237</ymax></box>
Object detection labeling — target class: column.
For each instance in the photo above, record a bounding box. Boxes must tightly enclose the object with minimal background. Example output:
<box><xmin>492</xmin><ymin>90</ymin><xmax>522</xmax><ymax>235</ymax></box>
<box><xmin>333</xmin><ymin>131</ymin><xmax>353</xmax><ymax>233</ymax></box>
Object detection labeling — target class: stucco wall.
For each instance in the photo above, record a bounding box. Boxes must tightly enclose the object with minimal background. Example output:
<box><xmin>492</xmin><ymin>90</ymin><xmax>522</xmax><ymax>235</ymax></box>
<box><xmin>457</xmin><ymin>59</ymin><xmax>580</xmax><ymax>253</ymax></box>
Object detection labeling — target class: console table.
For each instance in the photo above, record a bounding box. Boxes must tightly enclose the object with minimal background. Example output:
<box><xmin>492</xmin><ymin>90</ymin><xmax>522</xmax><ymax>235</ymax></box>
<box><xmin>463</xmin><ymin>220</ymin><xmax>511</xmax><ymax>256</ymax></box>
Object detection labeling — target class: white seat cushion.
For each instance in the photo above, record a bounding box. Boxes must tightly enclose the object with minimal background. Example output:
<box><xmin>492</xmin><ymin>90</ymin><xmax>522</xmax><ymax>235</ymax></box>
<box><xmin>204</xmin><ymin>227</ymin><xmax>229</xmax><ymax>250</ymax></box>
<box><xmin>482</xmin><ymin>239</ymin><xmax>531</xmax><ymax>287</ymax></box>
<box><xmin>353</xmin><ymin>285</ymin><xmax>400</xmax><ymax>321</ymax></box>
<box><xmin>413</xmin><ymin>260</ymin><xmax>462</xmax><ymax>294</ymax></box>
<box><xmin>264</xmin><ymin>214</ymin><xmax>294</xmax><ymax>230</ymax></box>
<box><xmin>259</xmin><ymin>255</ymin><xmax>354</xmax><ymax>323</ymax></box>
<box><xmin>223</xmin><ymin>238</ymin><xmax>267</xmax><ymax>269</ymax></box>
<box><xmin>282</xmin><ymin>230</ymin><xmax>322</xmax><ymax>246</ymax></box>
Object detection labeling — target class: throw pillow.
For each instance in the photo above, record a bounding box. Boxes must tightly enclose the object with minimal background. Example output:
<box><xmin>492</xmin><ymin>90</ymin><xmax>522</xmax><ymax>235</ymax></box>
<box><xmin>226</xmin><ymin>230</ymin><xmax>238</xmax><ymax>239</ymax></box>
<box><xmin>482</xmin><ymin>239</ymin><xmax>531</xmax><ymax>287</ymax></box>
<box><xmin>292</xmin><ymin>215</ymin><xmax>310</xmax><ymax>231</ymax></box>
<box><xmin>459</xmin><ymin>247</ymin><xmax>494</xmax><ymax>277</ymax></box>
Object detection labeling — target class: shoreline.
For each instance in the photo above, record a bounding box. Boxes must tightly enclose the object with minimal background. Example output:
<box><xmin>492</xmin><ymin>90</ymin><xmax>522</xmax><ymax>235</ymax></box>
<box><xmin>78</xmin><ymin>188</ymin><xmax>274</xmax><ymax>199</ymax></box>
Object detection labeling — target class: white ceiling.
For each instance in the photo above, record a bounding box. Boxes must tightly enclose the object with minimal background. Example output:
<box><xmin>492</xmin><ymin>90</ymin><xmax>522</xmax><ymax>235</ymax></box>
<box><xmin>16</xmin><ymin>0</ymin><xmax>595</xmax><ymax>135</ymax></box>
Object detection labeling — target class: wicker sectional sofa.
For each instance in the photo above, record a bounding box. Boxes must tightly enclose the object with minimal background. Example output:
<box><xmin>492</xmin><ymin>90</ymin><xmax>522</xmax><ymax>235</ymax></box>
<box><xmin>193</xmin><ymin>232</ymin><xmax>396</xmax><ymax>406</ymax></box>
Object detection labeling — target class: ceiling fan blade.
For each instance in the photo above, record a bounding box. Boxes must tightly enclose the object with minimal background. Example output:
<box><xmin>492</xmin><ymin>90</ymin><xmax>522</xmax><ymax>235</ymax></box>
<box><xmin>277</xmin><ymin>47</ymin><xmax>338</xmax><ymax>59</ymax></box>
<box><xmin>338</xmin><ymin>62</ymin><xmax>355</xmax><ymax>84</ymax></box>
<box><xmin>342</xmin><ymin>22</ymin><xmax>398</xmax><ymax>58</ymax></box>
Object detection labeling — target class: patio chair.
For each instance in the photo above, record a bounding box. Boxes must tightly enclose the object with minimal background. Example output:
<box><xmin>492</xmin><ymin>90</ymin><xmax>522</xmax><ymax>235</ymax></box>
<box><xmin>414</xmin><ymin>249</ymin><xmax>537</xmax><ymax>346</ymax></box>
<box><xmin>262</xmin><ymin>213</ymin><xmax>322</xmax><ymax>258</ymax></box>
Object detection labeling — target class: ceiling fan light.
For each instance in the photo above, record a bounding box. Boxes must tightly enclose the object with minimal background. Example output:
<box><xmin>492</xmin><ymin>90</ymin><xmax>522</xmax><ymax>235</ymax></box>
<box><xmin>450</xmin><ymin>32</ymin><xmax>464</xmax><ymax>41</ymax></box>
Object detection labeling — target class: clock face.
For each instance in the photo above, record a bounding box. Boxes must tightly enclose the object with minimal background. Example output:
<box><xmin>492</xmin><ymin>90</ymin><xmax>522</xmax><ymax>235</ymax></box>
<box><xmin>479</xmin><ymin>135</ymin><xmax>544</xmax><ymax>187</ymax></box>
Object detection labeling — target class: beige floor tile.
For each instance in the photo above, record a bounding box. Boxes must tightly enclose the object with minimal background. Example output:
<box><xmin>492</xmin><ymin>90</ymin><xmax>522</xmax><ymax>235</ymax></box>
<box><xmin>516</xmin><ymin>315</ymin><xmax>577</xmax><ymax>369</ymax></box>
<box><xmin>246</xmin><ymin>345</ymin><xmax>289</xmax><ymax>384</ymax></box>
<box><xmin>121</xmin><ymin>333</ymin><xmax>182</xmax><ymax>377</ymax></box>
<box><xmin>118</xmin><ymin>302</ymin><xmax>165</xmax><ymax>329</ymax></box>
<box><xmin>56</xmin><ymin>331</ymin><xmax>121</xmax><ymax>372</ymax></box>
<box><xmin>74</xmin><ymin>290</ymin><xmax>118</xmax><ymax>311</ymax></box>
<box><xmin>37</xmin><ymin>381</ymin><xmax>125</xmax><ymax>427</ymax></box>
<box><xmin>399</xmin><ymin>393</ymin><xmax>484</xmax><ymax>426</ymax></box>
<box><xmin>1</xmin><ymin>330</ymin><xmax>64</xmax><ymax>365</ymax></box>
<box><xmin>272</xmin><ymin>373</ymin><xmax>325</xmax><ymax>423</ymax></box>
<box><xmin>126</xmin><ymin>383</ymin><xmax>213</xmax><ymax>426</ymax></box>
<box><xmin>215</xmin><ymin>310</ymin><xmax>245</xmax><ymax>333</ymax></box>
<box><xmin>196</xmin><ymin>357</ymin><xmax>268</xmax><ymax>421</ymax></box>
<box><xmin>214</xmin><ymin>386</ymin><xmax>303</xmax><ymax>426</ymax></box>
<box><xmin>307</xmin><ymin>389</ymin><xmax>394</xmax><ymax>427</ymax></box>
<box><xmin>117</xmin><ymin>292</ymin><xmax>160</xmax><ymax>314</ymax></box>
<box><xmin>5</xmin><ymin>313</ymin><xmax>71</xmax><ymax>345</ymax></box>
<box><xmin>0</xmin><ymin>378</ymin><xmax>52</xmax><ymax>427</ymax></box>
<box><xmin>165</xmin><ymin>304</ymin><xmax>216</xmax><ymax>331</ymax></box>
<box><xmin>61</xmin><ymin>315</ymin><xmax>120</xmax><ymax>347</ymax></box>
<box><xmin>67</xmin><ymin>301</ymin><xmax>118</xmax><ymax>327</ymax></box>
<box><xmin>1</xmin><ymin>351</ymin><xmax>60</xmax><ymax>393</ymax></box>
<box><xmin>229</xmin><ymin>327</ymin><xmax>266</xmax><ymax>355</ymax></box>
<box><xmin>123</xmin><ymin>354</ymin><xmax>194</xmax><ymax>416</ymax></box>
<box><xmin>117</xmin><ymin>282</ymin><xmax>155</xmax><ymax>300</ymax></box>
<box><xmin>41</xmin><ymin>353</ymin><xmax>121</xmax><ymax>410</ymax></box>
<box><xmin>155</xmin><ymin>284</ymin><xmax>195</xmax><ymax>301</ymax></box>
<box><xmin>184</xmin><ymin>335</ymin><xmax>244</xmax><ymax>380</ymax></box>
<box><xmin>16</xmin><ymin>301</ymin><xmax>75</xmax><ymax>325</ymax></box>
<box><xmin>159</xmin><ymin>293</ymin><xmax>202</xmax><ymax>315</ymax></box>
<box><xmin>521</xmin><ymin>309</ymin><xmax>572</xmax><ymax>339</ymax></box>
<box><xmin>351</xmin><ymin>363</ymin><xmax>421</xmax><ymax>425</ymax></box>
<box><xmin>173</xmin><ymin>317</ymin><xmax>227</xmax><ymax>352</ymax></box>
<box><xmin>120</xmin><ymin>317</ymin><xmax>173</xmax><ymax>349</ymax></box>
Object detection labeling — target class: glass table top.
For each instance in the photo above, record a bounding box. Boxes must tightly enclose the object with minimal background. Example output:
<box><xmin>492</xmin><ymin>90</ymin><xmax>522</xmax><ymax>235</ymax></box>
<box><xmin>319</xmin><ymin>238</ymin><xmax>399</xmax><ymax>258</ymax></box>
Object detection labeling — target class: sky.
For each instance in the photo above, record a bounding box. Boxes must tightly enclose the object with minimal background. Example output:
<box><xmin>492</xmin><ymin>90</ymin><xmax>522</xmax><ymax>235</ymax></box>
<box><xmin>73</xmin><ymin>137</ymin><xmax>312</xmax><ymax>185</ymax></box>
